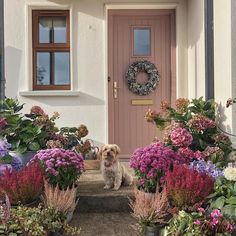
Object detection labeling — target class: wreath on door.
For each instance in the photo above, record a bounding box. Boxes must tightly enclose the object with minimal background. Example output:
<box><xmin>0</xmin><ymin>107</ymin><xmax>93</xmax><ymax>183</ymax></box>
<box><xmin>125</xmin><ymin>60</ymin><xmax>160</xmax><ymax>96</ymax></box>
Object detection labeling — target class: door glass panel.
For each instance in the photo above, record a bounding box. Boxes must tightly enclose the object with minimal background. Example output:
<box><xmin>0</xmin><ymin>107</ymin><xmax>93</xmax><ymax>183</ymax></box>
<box><xmin>39</xmin><ymin>17</ymin><xmax>52</xmax><ymax>43</ymax></box>
<box><xmin>36</xmin><ymin>52</ymin><xmax>50</xmax><ymax>85</ymax></box>
<box><xmin>53</xmin><ymin>17</ymin><xmax>67</xmax><ymax>43</ymax></box>
<box><xmin>133</xmin><ymin>28</ymin><xmax>151</xmax><ymax>56</ymax></box>
<box><xmin>54</xmin><ymin>52</ymin><xmax>70</xmax><ymax>84</ymax></box>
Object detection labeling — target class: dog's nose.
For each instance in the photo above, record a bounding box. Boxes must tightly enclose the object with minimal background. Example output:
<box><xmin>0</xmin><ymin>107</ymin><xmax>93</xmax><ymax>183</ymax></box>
<box><xmin>107</xmin><ymin>151</ymin><xmax>110</xmax><ymax>155</ymax></box>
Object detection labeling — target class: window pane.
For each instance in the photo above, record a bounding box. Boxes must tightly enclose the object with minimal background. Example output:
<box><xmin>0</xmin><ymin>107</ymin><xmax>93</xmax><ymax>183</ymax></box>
<box><xmin>36</xmin><ymin>52</ymin><xmax>50</xmax><ymax>85</ymax></box>
<box><xmin>54</xmin><ymin>52</ymin><xmax>70</xmax><ymax>85</ymax></box>
<box><xmin>53</xmin><ymin>17</ymin><xmax>67</xmax><ymax>43</ymax></box>
<box><xmin>133</xmin><ymin>28</ymin><xmax>151</xmax><ymax>56</ymax></box>
<box><xmin>39</xmin><ymin>17</ymin><xmax>52</xmax><ymax>43</ymax></box>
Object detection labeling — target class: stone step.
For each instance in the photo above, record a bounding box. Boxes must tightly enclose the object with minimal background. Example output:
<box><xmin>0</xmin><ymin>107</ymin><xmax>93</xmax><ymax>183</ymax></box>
<box><xmin>76</xmin><ymin>169</ymin><xmax>135</xmax><ymax>213</ymax></box>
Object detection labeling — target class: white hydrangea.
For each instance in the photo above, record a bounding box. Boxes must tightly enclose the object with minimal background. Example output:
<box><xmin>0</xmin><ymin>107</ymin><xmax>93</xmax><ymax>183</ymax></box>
<box><xmin>223</xmin><ymin>167</ymin><xmax>236</xmax><ymax>181</ymax></box>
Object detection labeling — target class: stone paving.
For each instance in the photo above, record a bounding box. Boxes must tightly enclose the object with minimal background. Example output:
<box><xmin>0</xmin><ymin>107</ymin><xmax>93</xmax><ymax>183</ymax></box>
<box><xmin>70</xmin><ymin>163</ymin><xmax>138</xmax><ymax>236</ymax></box>
<box><xmin>70</xmin><ymin>213</ymin><xmax>139</xmax><ymax>236</ymax></box>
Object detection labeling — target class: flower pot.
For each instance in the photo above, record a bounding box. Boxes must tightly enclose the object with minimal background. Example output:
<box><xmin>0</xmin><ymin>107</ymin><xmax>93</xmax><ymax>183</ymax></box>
<box><xmin>9</xmin><ymin>151</ymin><xmax>36</xmax><ymax>166</ymax></box>
<box><xmin>48</xmin><ymin>229</ymin><xmax>64</xmax><ymax>236</ymax></box>
<box><xmin>144</xmin><ymin>226</ymin><xmax>160</xmax><ymax>236</ymax></box>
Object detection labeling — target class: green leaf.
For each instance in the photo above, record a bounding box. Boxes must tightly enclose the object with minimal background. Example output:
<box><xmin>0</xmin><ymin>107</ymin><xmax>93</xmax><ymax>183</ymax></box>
<box><xmin>225</xmin><ymin>196</ymin><xmax>236</xmax><ymax>205</ymax></box>
<box><xmin>211</xmin><ymin>196</ymin><xmax>225</xmax><ymax>209</ymax></box>
<box><xmin>28</xmin><ymin>142</ymin><xmax>40</xmax><ymax>151</ymax></box>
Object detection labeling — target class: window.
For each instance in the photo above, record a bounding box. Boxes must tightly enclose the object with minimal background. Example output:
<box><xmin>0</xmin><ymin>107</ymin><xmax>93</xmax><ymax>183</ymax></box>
<box><xmin>133</xmin><ymin>28</ymin><xmax>151</xmax><ymax>56</ymax></box>
<box><xmin>32</xmin><ymin>10</ymin><xmax>70</xmax><ymax>90</ymax></box>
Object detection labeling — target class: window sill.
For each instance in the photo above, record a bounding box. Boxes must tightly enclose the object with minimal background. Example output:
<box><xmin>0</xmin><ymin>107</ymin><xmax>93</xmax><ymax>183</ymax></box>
<box><xmin>19</xmin><ymin>90</ymin><xmax>80</xmax><ymax>97</ymax></box>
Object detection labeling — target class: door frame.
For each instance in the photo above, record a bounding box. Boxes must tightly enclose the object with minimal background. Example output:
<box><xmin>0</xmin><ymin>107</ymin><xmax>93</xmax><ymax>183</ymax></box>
<box><xmin>106</xmin><ymin>7</ymin><xmax>176</xmax><ymax>145</ymax></box>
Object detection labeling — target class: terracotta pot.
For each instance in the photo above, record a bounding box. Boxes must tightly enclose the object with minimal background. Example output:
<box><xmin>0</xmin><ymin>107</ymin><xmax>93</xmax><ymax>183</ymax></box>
<box><xmin>9</xmin><ymin>151</ymin><xmax>36</xmax><ymax>166</ymax></box>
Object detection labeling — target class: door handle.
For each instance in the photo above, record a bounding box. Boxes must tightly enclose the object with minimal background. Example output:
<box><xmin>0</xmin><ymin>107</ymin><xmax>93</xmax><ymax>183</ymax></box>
<box><xmin>113</xmin><ymin>81</ymin><xmax>121</xmax><ymax>99</ymax></box>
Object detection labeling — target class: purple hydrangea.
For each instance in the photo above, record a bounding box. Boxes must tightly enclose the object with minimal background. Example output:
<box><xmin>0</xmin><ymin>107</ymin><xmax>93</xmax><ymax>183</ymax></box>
<box><xmin>0</xmin><ymin>164</ymin><xmax>12</xmax><ymax>175</ymax></box>
<box><xmin>11</xmin><ymin>156</ymin><xmax>23</xmax><ymax>171</ymax></box>
<box><xmin>189</xmin><ymin>160</ymin><xmax>223</xmax><ymax>179</ymax></box>
<box><xmin>0</xmin><ymin>140</ymin><xmax>11</xmax><ymax>158</ymax></box>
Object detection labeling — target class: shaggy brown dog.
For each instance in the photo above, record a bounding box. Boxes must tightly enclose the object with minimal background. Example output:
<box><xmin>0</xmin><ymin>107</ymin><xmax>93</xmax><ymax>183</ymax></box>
<box><xmin>100</xmin><ymin>144</ymin><xmax>133</xmax><ymax>190</ymax></box>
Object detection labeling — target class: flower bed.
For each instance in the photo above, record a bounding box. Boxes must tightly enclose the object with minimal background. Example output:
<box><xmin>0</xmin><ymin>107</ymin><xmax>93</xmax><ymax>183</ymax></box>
<box><xmin>130</xmin><ymin>97</ymin><xmax>236</xmax><ymax>235</ymax></box>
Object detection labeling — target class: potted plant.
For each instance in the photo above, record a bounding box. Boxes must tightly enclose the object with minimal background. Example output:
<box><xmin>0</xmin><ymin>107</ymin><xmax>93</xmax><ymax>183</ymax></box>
<box><xmin>165</xmin><ymin>165</ymin><xmax>215</xmax><ymax>211</ymax></box>
<box><xmin>145</xmin><ymin>97</ymin><xmax>232</xmax><ymax>168</ymax></box>
<box><xmin>0</xmin><ymin>99</ymin><xmax>59</xmax><ymax>165</ymax></box>
<box><xmin>129</xmin><ymin>188</ymin><xmax>169</xmax><ymax>236</ymax></box>
<box><xmin>207</xmin><ymin>164</ymin><xmax>236</xmax><ymax>220</ymax></box>
<box><xmin>1</xmin><ymin>205</ymin><xmax>81</xmax><ymax>236</ymax></box>
<box><xmin>130</xmin><ymin>142</ymin><xmax>189</xmax><ymax>193</ymax></box>
<box><xmin>0</xmin><ymin>162</ymin><xmax>44</xmax><ymax>206</ymax></box>
<box><xmin>31</xmin><ymin>148</ymin><xmax>84</xmax><ymax>221</ymax></box>
<box><xmin>167</xmin><ymin>208</ymin><xmax>235</xmax><ymax>235</ymax></box>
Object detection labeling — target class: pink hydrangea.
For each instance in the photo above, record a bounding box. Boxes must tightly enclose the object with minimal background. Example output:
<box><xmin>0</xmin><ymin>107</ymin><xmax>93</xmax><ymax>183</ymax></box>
<box><xmin>178</xmin><ymin>147</ymin><xmax>194</xmax><ymax>160</ymax></box>
<box><xmin>194</xmin><ymin>151</ymin><xmax>206</xmax><ymax>160</ymax></box>
<box><xmin>170</xmin><ymin>127</ymin><xmax>193</xmax><ymax>147</ymax></box>
<box><xmin>211</xmin><ymin>209</ymin><xmax>222</xmax><ymax>218</ymax></box>
<box><xmin>194</xmin><ymin>219</ymin><xmax>201</xmax><ymax>225</ymax></box>
<box><xmin>188</xmin><ymin>114</ymin><xmax>216</xmax><ymax>132</ymax></box>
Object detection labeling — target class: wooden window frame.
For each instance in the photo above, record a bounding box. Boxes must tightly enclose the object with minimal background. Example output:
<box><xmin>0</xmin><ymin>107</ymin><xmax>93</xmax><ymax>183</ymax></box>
<box><xmin>32</xmin><ymin>10</ymin><xmax>70</xmax><ymax>90</ymax></box>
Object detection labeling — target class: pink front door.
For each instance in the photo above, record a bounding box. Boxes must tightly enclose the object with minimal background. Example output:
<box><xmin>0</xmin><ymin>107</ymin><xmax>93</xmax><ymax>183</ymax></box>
<box><xmin>108</xmin><ymin>9</ymin><xmax>176</xmax><ymax>158</ymax></box>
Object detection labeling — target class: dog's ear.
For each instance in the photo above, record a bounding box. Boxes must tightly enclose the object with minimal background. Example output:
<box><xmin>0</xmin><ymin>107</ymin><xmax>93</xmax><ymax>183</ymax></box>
<box><xmin>114</xmin><ymin>144</ymin><xmax>121</xmax><ymax>154</ymax></box>
<box><xmin>99</xmin><ymin>145</ymin><xmax>105</xmax><ymax>156</ymax></box>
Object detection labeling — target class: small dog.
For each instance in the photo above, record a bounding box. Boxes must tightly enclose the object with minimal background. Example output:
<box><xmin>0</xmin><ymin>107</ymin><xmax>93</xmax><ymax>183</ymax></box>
<box><xmin>99</xmin><ymin>144</ymin><xmax>133</xmax><ymax>190</ymax></box>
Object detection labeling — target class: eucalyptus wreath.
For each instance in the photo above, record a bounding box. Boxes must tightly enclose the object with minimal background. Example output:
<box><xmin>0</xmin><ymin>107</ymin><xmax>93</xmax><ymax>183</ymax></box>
<box><xmin>125</xmin><ymin>60</ymin><xmax>160</xmax><ymax>96</ymax></box>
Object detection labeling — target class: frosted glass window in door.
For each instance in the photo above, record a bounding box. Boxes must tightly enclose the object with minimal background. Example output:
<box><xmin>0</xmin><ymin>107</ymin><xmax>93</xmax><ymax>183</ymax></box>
<box><xmin>133</xmin><ymin>28</ymin><xmax>151</xmax><ymax>56</ymax></box>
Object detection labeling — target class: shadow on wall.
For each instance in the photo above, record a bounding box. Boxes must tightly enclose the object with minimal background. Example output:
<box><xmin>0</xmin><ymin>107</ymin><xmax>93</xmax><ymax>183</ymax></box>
<box><xmin>216</xmin><ymin>103</ymin><xmax>233</xmax><ymax>136</ymax></box>
<box><xmin>22</xmin><ymin>92</ymin><xmax>105</xmax><ymax>107</ymax></box>
<box><xmin>5</xmin><ymin>46</ymin><xmax>22</xmax><ymax>98</ymax></box>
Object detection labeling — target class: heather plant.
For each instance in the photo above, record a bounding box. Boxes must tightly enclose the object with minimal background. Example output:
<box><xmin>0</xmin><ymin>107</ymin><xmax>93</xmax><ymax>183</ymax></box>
<box><xmin>129</xmin><ymin>188</ymin><xmax>169</xmax><ymax>232</ymax></box>
<box><xmin>167</xmin><ymin>208</ymin><xmax>234</xmax><ymax>236</ymax></box>
<box><xmin>0</xmin><ymin>162</ymin><xmax>44</xmax><ymax>205</ymax></box>
<box><xmin>31</xmin><ymin>148</ymin><xmax>84</xmax><ymax>190</ymax></box>
<box><xmin>130</xmin><ymin>142</ymin><xmax>189</xmax><ymax>193</ymax></box>
<box><xmin>165</xmin><ymin>165</ymin><xmax>214</xmax><ymax>210</ymax></box>
<box><xmin>145</xmin><ymin>97</ymin><xmax>232</xmax><ymax>167</ymax></box>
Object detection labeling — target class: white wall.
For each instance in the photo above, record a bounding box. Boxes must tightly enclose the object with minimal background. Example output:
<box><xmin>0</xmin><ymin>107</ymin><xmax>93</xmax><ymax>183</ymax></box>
<box><xmin>187</xmin><ymin>0</ymin><xmax>205</xmax><ymax>98</ymax></box>
<box><xmin>4</xmin><ymin>0</ymin><xmax>205</xmax><ymax>145</ymax></box>
<box><xmin>214</xmin><ymin>0</ymin><xmax>233</xmax><ymax>136</ymax></box>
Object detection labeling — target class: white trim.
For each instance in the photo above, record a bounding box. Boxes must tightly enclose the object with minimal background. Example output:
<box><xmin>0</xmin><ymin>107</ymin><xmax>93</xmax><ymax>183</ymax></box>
<box><xmin>105</xmin><ymin>3</ymin><xmax>178</xmax><ymax>10</ymax></box>
<box><xmin>19</xmin><ymin>90</ymin><xmax>80</xmax><ymax>97</ymax></box>
<box><xmin>24</xmin><ymin>2</ymin><xmax>75</xmax><ymax>92</ymax></box>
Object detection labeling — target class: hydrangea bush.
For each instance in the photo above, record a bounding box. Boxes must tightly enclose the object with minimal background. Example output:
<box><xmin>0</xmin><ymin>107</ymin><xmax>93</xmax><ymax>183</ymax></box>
<box><xmin>31</xmin><ymin>148</ymin><xmax>84</xmax><ymax>190</ymax></box>
<box><xmin>145</xmin><ymin>97</ymin><xmax>232</xmax><ymax>167</ymax></box>
<box><xmin>130</xmin><ymin>142</ymin><xmax>189</xmax><ymax>192</ymax></box>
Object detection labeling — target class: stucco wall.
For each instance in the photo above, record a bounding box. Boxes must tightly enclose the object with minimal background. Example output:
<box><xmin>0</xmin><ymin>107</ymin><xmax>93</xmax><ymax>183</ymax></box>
<box><xmin>214</xmin><ymin>0</ymin><xmax>233</xmax><ymax>136</ymax></box>
<box><xmin>4</xmin><ymin>0</ymin><xmax>205</xmax><ymax>145</ymax></box>
<box><xmin>187</xmin><ymin>0</ymin><xmax>205</xmax><ymax>98</ymax></box>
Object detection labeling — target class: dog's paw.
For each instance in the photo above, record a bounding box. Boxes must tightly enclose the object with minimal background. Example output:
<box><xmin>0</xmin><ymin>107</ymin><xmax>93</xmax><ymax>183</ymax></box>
<box><xmin>104</xmin><ymin>185</ymin><xmax>112</xmax><ymax>190</ymax></box>
<box><xmin>113</xmin><ymin>186</ymin><xmax>120</xmax><ymax>191</ymax></box>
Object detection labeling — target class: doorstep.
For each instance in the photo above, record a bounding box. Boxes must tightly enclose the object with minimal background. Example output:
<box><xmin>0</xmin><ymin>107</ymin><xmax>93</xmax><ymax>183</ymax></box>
<box><xmin>76</xmin><ymin>162</ymin><xmax>135</xmax><ymax>213</ymax></box>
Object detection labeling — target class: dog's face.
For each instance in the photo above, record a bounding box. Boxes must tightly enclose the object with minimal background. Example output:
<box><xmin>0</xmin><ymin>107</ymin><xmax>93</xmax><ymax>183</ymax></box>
<box><xmin>100</xmin><ymin>144</ymin><xmax>120</xmax><ymax>162</ymax></box>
